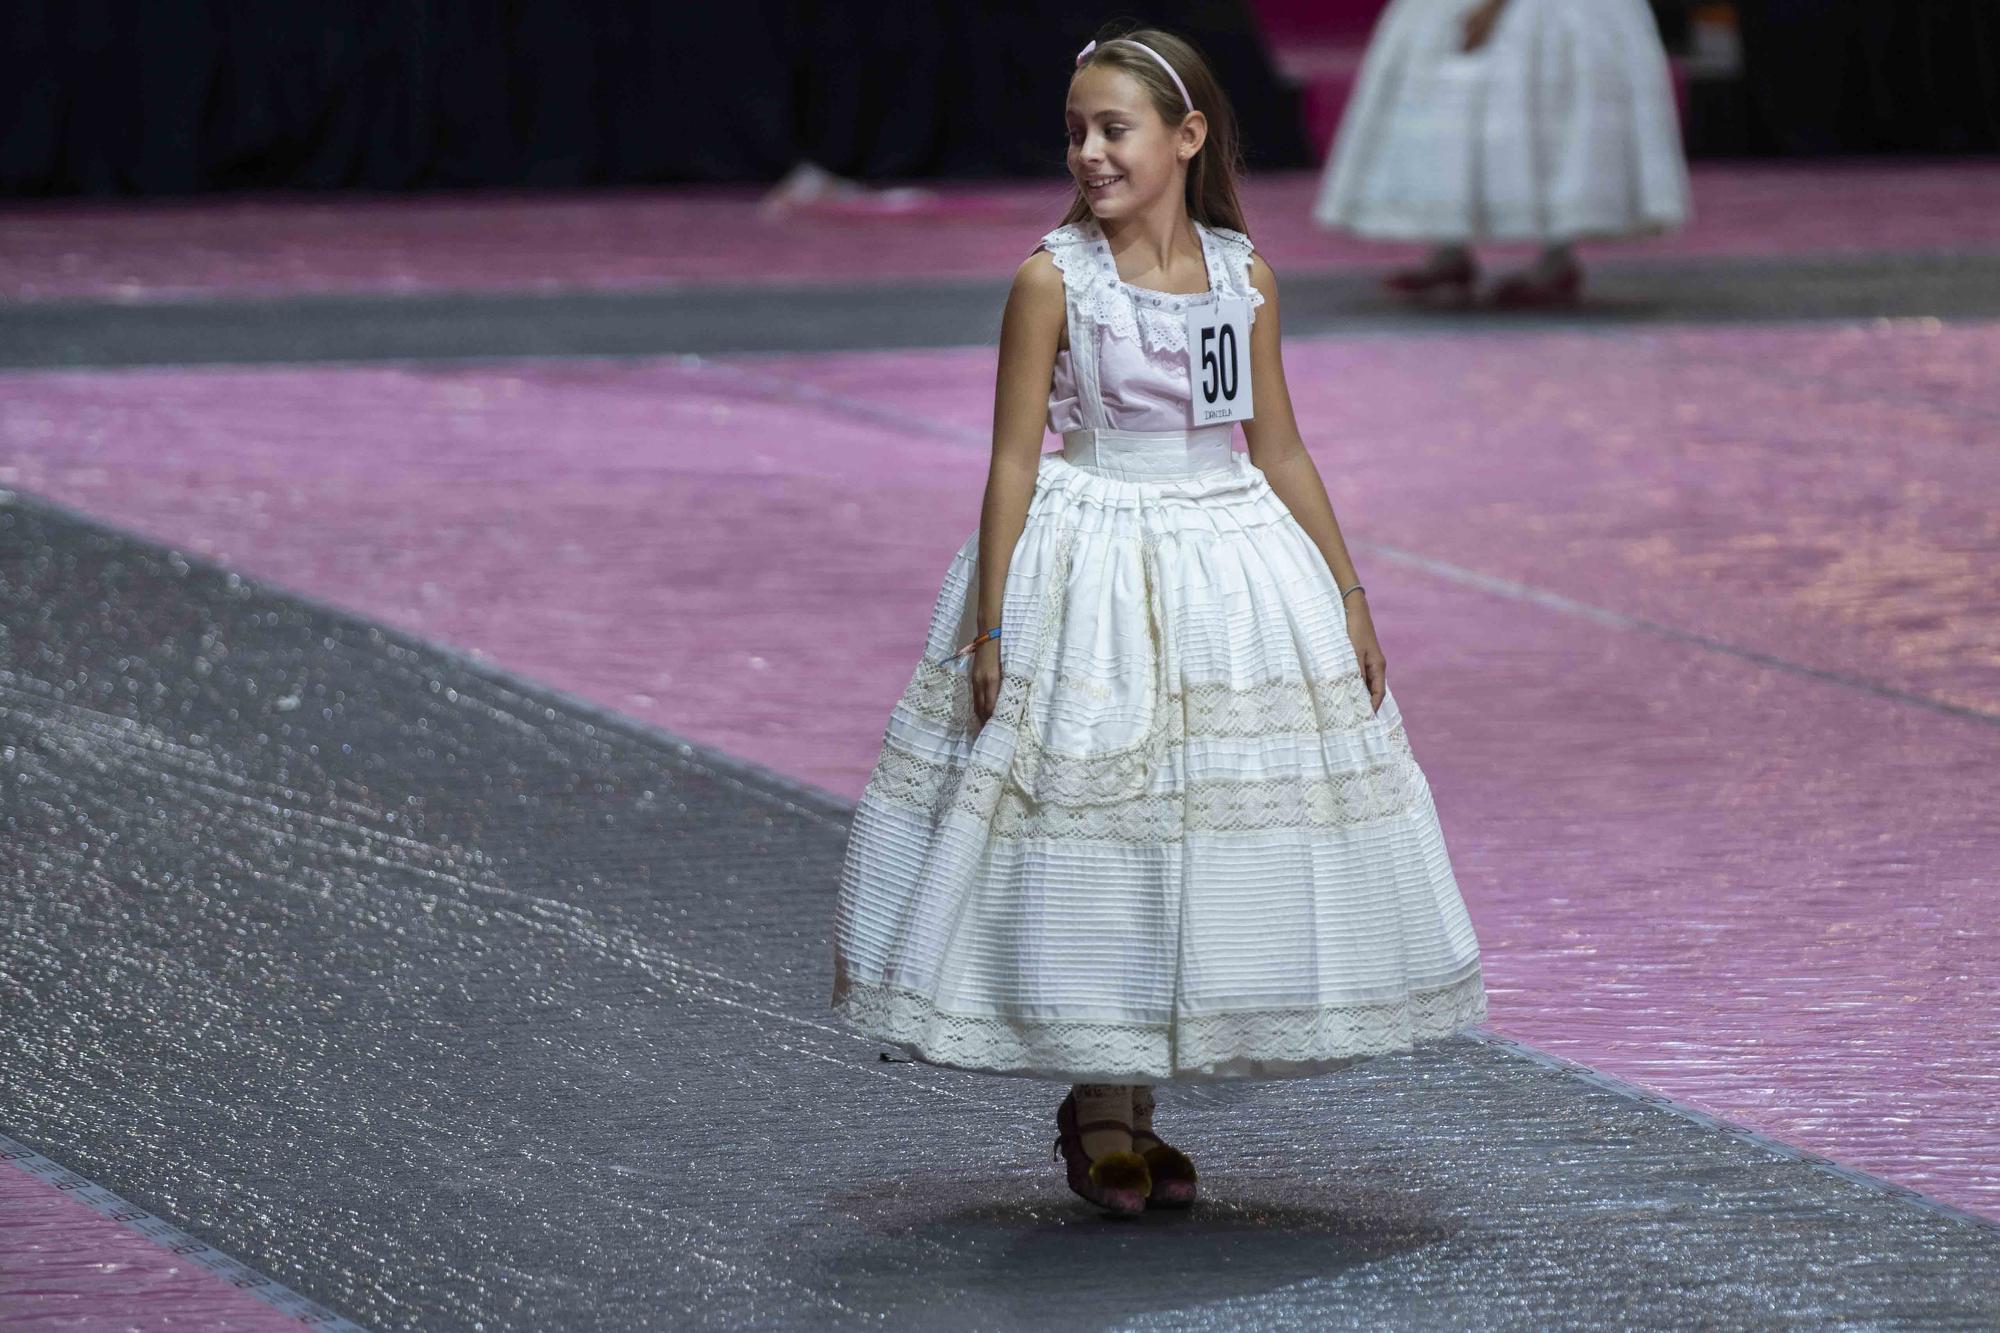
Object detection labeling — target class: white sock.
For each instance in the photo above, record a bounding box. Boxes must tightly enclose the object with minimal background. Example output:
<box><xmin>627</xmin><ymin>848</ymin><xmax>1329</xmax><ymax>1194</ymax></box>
<box><xmin>1071</xmin><ymin>1083</ymin><xmax>1133</xmax><ymax>1158</ymax></box>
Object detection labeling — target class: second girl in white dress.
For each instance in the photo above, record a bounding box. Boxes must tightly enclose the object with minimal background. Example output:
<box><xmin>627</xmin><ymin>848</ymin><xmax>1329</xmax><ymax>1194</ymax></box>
<box><xmin>1314</xmin><ymin>0</ymin><xmax>1692</xmax><ymax>305</ymax></box>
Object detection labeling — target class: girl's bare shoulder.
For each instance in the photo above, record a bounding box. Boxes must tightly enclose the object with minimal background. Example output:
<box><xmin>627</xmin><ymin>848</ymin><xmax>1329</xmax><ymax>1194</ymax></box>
<box><xmin>1246</xmin><ymin>250</ymin><xmax>1279</xmax><ymax>297</ymax></box>
<box><xmin>1014</xmin><ymin>247</ymin><xmax>1065</xmax><ymax>297</ymax></box>
<box><xmin>1004</xmin><ymin>249</ymin><xmax>1068</xmax><ymax>341</ymax></box>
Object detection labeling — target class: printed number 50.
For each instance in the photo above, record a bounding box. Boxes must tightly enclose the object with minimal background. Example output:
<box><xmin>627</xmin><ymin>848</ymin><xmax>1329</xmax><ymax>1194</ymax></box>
<box><xmin>1200</xmin><ymin>324</ymin><xmax>1239</xmax><ymax>404</ymax></box>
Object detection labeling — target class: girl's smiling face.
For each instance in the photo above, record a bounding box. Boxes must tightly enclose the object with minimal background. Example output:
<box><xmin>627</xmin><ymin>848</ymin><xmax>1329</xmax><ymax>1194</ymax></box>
<box><xmin>1065</xmin><ymin>65</ymin><xmax>1191</xmax><ymax>221</ymax></box>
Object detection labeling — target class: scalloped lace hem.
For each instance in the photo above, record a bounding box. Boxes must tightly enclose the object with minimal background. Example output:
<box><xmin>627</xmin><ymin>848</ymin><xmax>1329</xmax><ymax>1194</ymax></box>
<box><xmin>832</xmin><ymin>966</ymin><xmax>1488</xmax><ymax>1083</ymax></box>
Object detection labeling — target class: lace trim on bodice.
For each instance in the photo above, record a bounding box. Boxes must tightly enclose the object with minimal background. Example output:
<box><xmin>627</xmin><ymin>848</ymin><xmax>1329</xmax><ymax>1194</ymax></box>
<box><xmin>1041</xmin><ymin>219</ymin><xmax>1265</xmax><ymax>356</ymax></box>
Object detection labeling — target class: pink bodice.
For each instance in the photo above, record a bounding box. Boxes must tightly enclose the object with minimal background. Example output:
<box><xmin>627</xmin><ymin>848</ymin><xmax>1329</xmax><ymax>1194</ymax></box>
<box><xmin>1040</xmin><ymin>218</ymin><xmax>1264</xmax><ymax>436</ymax></box>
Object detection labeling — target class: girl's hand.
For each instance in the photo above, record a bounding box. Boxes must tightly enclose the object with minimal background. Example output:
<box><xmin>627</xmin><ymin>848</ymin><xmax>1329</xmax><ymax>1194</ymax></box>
<box><xmin>1344</xmin><ymin>596</ymin><xmax>1387</xmax><ymax>713</ymax></box>
<box><xmin>1461</xmin><ymin>0</ymin><xmax>1507</xmax><ymax>51</ymax></box>
<box><xmin>970</xmin><ymin>637</ymin><xmax>1002</xmax><ymax>729</ymax></box>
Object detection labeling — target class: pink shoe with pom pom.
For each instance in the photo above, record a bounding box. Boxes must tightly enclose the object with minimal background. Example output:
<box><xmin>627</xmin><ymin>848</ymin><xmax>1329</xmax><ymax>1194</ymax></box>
<box><xmin>1130</xmin><ymin>1085</ymin><xmax>1198</xmax><ymax>1208</ymax></box>
<box><xmin>1052</xmin><ymin>1090</ymin><xmax>1151</xmax><ymax>1217</ymax></box>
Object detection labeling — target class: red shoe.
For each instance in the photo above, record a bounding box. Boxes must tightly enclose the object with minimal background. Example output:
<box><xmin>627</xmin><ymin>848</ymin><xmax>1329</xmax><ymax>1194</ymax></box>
<box><xmin>1383</xmin><ymin>252</ymin><xmax>1478</xmax><ymax>304</ymax></box>
<box><xmin>1052</xmin><ymin>1091</ymin><xmax>1151</xmax><ymax>1217</ymax></box>
<box><xmin>1130</xmin><ymin>1086</ymin><xmax>1198</xmax><ymax>1208</ymax></box>
<box><xmin>1489</xmin><ymin>260</ymin><xmax>1584</xmax><ymax>308</ymax></box>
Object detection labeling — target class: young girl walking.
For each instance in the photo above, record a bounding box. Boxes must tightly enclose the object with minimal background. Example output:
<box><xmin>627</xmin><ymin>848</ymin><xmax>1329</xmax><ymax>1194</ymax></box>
<box><xmin>831</xmin><ymin>26</ymin><xmax>1488</xmax><ymax>1216</ymax></box>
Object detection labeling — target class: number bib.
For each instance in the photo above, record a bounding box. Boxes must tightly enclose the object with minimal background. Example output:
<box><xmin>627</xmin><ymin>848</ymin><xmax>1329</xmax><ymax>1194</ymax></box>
<box><xmin>1187</xmin><ymin>297</ymin><xmax>1254</xmax><ymax>426</ymax></box>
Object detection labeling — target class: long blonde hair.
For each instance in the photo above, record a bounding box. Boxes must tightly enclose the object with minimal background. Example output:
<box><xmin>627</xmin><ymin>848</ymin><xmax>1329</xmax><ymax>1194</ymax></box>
<box><xmin>1060</xmin><ymin>26</ymin><xmax>1249</xmax><ymax>236</ymax></box>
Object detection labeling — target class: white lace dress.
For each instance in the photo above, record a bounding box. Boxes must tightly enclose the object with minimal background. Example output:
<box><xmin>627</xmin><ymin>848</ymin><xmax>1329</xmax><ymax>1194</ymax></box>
<box><xmin>830</xmin><ymin>218</ymin><xmax>1488</xmax><ymax>1083</ymax></box>
<box><xmin>1314</xmin><ymin>0</ymin><xmax>1691</xmax><ymax>242</ymax></box>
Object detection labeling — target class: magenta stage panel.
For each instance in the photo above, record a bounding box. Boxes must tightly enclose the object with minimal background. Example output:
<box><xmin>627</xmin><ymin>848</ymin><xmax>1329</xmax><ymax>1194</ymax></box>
<box><xmin>0</xmin><ymin>1151</ymin><xmax>313</xmax><ymax>1331</ymax></box>
<box><xmin>3</xmin><ymin>325</ymin><xmax>1997</xmax><ymax>1233</ymax></box>
<box><xmin>3</xmin><ymin>164</ymin><xmax>1998</xmax><ymax>303</ymax></box>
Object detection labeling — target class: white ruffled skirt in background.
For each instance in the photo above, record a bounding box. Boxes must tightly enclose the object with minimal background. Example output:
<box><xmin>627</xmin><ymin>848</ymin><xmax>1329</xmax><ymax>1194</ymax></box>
<box><xmin>1314</xmin><ymin>0</ymin><xmax>1691</xmax><ymax>243</ymax></box>
<box><xmin>830</xmin><ymin>429</ymin><xmax>1487</xmax><ymax>1084</ymax></box>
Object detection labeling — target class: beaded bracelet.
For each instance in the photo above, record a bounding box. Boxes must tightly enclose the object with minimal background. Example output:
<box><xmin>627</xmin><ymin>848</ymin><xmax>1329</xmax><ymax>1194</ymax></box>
<box><xmin>939</xmin><ymin>625</ymin><xmax>1000</xmax><ymax>664</ymax></box>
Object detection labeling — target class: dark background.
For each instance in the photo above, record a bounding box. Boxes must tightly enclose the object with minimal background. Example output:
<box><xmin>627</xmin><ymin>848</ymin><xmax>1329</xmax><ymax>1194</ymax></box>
<box><xmin>2</xmin><ymin>0</ymin><xmax>1995</xmax><ymax>198</ymax></box>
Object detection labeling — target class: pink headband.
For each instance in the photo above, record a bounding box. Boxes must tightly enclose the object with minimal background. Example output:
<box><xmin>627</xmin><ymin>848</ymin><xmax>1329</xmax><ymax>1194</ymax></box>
<box><xmin>1075</xmin><ymin>38</ymin><xmax>1192</xmax><ymax>115</ymax></box>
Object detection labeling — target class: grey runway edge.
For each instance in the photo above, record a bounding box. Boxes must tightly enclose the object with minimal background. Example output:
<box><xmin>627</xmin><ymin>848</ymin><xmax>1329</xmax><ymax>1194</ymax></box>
<box><xmin>3</xmin><ymin>489</ymin><xmax>1998</xmax><ymax>1332</ymax></box>
<box><xmin>5</xmin><ymin>250</ymin><xmax>2000</xmax><ymax>369</ymax></box>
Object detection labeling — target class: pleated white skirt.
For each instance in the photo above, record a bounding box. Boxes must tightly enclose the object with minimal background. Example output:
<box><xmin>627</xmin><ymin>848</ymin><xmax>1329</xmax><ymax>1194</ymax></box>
<box><xmin>831</xmin><ymin>429</ymin><xmax>1487</xmax><ymax>1083</ymax></box>
<box><xmin>1314</xmin><ymin>0</ymin><xmax>1691</xmax><ymax>243</ymax></box>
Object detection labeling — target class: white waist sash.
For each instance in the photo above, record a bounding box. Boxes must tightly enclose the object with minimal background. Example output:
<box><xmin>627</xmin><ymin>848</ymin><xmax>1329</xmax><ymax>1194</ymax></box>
<box><xmin>1060</xmin><ymin>426</ymin><xmax>1235</xmax><ymax>480</ymax></box>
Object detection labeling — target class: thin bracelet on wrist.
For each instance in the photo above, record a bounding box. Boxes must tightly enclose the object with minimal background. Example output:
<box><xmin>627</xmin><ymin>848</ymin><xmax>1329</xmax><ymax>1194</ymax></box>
<box><xmin>1339</xmin><ymin>582</ymin><xmax>1366</xmax><ymax>603</ymax></box>
<box><xmin>940</xmin><ymin>624</ymin><xmax>1001</xmax><ymax>664</ymax></box>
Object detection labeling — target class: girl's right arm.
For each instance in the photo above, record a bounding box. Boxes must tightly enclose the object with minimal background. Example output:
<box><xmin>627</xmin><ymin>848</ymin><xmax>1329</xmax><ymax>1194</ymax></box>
<box><xmin>972</xmin><ymin>250</ymin><xmax>1066</xmax><ymax>726</ymax></box>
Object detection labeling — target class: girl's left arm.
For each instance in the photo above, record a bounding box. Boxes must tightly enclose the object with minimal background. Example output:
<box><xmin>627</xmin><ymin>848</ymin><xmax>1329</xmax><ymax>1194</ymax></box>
<box><xmin>1239</xmin><ymin>254</ymin><xmax>1387</xmax><ymax>710</ymax></box>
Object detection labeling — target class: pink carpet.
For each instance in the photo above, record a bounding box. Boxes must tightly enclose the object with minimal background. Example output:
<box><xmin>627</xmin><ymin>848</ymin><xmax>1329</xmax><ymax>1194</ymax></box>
<box><xmin>0</xmin><ymin>1159</ymin><xmax>305</xmax><ymax>1330</ymax></box>
<box><xmin>4</xmin><ymin>164</ymin><xmax>1998</xmax><ymax>304</ymax></box>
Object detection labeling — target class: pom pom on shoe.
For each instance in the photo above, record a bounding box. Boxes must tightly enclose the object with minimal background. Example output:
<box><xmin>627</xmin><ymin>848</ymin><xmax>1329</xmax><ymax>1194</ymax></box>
<box><xmin>1139</xmin><ymin>1143</ymin><xmax>1198</xmax><ymax>1207</ymax></box>
<box><xmin>1139</xmin><ymin>1142</ymin><xmax>1197</xmax><ymax>1185</ymax></box>
<box><xmin>1087</xmin><ymin>1150</ymin><xmax>1154</xmax><ymax>1195</ymax></box>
